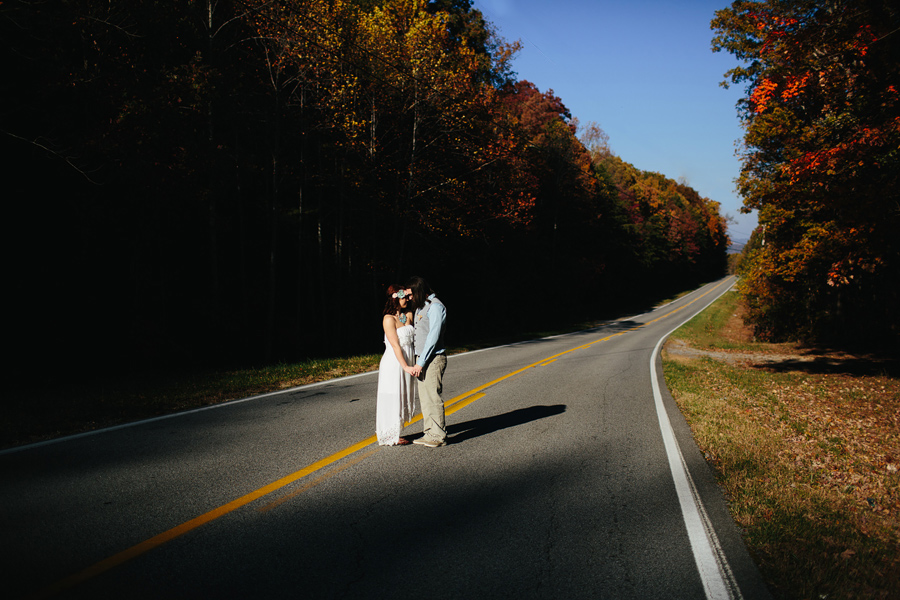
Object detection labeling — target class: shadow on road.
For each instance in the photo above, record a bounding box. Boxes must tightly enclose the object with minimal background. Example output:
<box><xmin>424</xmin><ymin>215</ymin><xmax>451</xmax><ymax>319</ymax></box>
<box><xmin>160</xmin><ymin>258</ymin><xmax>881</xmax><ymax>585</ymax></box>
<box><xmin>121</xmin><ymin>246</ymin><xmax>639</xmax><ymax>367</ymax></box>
<box><xmin>446</xmin><ymin>404</ymin><xmax>566</xmax><ymax>444</ymax></box>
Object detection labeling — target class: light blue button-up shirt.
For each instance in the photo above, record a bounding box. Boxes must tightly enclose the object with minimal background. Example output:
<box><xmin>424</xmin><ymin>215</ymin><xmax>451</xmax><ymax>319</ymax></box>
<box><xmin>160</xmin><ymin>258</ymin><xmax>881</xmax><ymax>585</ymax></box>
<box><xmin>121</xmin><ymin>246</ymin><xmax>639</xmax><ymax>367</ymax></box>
<box><xmin>416</xmin><ymin>294</ymin><xmax>446</xmax><ymax>367</ymax></box>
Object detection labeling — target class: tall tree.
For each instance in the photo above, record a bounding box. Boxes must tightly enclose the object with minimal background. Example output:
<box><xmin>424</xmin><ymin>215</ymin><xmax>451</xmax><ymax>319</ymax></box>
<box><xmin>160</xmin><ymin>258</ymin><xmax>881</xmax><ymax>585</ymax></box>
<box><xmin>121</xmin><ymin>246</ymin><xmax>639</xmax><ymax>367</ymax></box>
<box><xmin>3</xmin><ymin>0</ymin><xmax>733</xmax><ymax>380</ymax></box>
<box><xmin>713</xmin><ymin>0</ymin><xmax>900</xmax><ymax>342</ymax></box>
<box><xmin>348</xmin><ymin>0</ymin><xmax>510</xmax><ymax>258</ymax></box>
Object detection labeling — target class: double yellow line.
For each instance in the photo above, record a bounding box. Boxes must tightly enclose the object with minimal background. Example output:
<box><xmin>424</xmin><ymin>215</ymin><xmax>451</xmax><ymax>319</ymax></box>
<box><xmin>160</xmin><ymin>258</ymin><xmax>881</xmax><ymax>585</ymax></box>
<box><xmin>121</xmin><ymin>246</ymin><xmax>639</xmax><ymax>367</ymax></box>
<box><xmin>29</xmin><ymin>377</ymin><xmax>505</xmax><ymax>598</ymax></box>
<box><xmin>31</xmin><ymin>279</ymin><xmax>730</xmax><ymax>598</ymax></box>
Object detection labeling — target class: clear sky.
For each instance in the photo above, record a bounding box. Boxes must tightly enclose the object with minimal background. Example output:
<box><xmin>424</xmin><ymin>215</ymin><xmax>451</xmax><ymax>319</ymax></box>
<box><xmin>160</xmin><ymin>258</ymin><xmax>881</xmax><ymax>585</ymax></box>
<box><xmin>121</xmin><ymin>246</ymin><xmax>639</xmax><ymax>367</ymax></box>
<box><xmin>472</xmin><ymin>0</ymin><xmax>758</xmax><ymax>246</ymax></box>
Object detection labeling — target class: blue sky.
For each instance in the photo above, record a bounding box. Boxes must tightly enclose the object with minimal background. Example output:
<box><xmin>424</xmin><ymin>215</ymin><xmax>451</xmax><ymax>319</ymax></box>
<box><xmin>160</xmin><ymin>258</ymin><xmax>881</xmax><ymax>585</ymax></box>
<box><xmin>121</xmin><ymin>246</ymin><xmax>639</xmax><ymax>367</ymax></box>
<box><xmin>472</xmin><ymin>0</ymin><xmax>758</xmax><ymax>245</ymax></box>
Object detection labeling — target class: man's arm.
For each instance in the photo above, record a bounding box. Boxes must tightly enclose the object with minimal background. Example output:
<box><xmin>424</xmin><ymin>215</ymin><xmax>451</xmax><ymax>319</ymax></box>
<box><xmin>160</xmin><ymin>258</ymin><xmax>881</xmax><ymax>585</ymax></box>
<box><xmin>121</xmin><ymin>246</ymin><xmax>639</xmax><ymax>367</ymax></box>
<box><xmin>416</xmin><ymin>301</ymin><xmax>446</xmax><ymax>367</ymax></box>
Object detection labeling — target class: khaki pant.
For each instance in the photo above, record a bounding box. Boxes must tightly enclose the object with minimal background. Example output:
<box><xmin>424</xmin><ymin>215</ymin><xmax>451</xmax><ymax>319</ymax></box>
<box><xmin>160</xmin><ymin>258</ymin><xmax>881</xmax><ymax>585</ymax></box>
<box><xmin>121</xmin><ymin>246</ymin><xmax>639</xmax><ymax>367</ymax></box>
<box><xmin>418</xmin><ymin>354</ymin><xmax>447</xmax><ymax>442</ymax></box>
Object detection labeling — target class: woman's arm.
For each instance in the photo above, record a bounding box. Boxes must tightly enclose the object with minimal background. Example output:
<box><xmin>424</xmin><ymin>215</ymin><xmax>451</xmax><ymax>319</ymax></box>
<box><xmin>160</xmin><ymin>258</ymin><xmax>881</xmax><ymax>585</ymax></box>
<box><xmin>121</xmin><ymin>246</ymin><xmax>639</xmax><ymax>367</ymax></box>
<box><xmin>383</xmin><ymin>315</ymin><xmax>412</xmax><ymax>370</ymax></box>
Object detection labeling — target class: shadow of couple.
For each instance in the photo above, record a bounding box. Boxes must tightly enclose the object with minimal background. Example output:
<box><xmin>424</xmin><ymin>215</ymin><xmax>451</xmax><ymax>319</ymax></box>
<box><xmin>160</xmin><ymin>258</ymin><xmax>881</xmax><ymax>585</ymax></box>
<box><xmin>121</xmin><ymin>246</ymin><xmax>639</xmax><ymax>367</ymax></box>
<box><xmin>444</xmin><ymin>404</ymin><xmax>567</xmax><ymax>444</ymax></box>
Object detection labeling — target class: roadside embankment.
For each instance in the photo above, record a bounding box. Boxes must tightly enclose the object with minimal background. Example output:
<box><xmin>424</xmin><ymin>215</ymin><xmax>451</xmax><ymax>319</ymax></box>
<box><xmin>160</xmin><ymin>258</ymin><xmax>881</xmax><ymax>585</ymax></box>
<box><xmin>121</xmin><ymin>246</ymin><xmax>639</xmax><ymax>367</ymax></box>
<box><xmin>663</xmin><ymin>289</ymin><xmax>899</xmax><ymax>600</ymax></box>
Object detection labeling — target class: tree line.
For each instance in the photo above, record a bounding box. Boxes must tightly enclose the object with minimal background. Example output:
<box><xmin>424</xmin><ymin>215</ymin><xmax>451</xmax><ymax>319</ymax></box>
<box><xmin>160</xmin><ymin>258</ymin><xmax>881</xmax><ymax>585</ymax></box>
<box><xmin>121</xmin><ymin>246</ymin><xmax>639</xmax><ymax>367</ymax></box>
<box><xmin>713</xmin><ymin>0</ymin><xmax>899</xmax><ymax>345</ymax></box>
<box><xmin>3</xmin><ymin>0</ymin><xmax>728</xmax><ymax>381</ymax></box>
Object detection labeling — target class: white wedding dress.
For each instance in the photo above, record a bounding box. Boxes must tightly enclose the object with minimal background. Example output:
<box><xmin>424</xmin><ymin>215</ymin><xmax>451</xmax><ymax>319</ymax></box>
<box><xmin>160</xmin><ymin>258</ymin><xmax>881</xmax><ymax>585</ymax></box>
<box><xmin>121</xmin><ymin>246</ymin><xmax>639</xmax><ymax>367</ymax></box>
<box><xmin>376</xmin><ymin>324</ymin><xmax>416</xmax><ymax>445</ymax></box>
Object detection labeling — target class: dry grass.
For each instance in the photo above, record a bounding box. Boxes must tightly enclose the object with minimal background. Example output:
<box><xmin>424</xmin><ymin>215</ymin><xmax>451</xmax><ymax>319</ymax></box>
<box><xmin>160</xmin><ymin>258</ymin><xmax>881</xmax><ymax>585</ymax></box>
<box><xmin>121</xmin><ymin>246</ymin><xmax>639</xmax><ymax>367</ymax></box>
<box><xmin>663</xmin><ymin>290</ymin><xmax>900</xmax><ymax>599</ymax></box>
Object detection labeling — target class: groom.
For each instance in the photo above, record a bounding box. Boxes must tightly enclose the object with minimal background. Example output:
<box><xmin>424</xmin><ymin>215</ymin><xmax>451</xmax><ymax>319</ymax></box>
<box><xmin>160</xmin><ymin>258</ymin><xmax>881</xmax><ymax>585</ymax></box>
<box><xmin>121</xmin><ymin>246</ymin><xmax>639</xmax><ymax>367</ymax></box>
<box><xmin>406</xmin><ymin>276</ymin><xmax>448</xmax><ymax>448</ymax></box>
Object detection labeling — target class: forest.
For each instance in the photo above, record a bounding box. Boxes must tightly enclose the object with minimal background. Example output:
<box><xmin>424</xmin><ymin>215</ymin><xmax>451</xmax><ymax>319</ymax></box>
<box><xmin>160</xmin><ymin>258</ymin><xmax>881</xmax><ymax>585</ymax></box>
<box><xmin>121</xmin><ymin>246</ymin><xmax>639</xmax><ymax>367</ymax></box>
<box><xmin>714</xmin><ymin>0</ymin><xmax>899</xmax><ymax>345</ymax></box>
<box><xmin>3</xmin><ymin>0</ymin><xmax>729</xmax><ymax>382</ymax></box>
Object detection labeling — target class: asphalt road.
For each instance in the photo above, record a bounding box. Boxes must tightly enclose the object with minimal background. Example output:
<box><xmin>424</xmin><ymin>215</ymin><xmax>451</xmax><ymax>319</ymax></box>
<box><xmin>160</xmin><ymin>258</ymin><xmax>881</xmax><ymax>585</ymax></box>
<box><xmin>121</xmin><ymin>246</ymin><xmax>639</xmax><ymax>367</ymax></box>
<box><xmin>1</xmin><ymin>275</ymin><xmax>773</xmax><ymax>599</ymax></box>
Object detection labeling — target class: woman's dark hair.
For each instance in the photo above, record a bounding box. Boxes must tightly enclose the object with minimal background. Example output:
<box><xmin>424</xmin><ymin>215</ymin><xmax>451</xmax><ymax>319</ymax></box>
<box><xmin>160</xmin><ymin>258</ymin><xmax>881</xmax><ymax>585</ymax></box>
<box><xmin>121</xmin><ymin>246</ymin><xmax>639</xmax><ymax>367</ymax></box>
<box><xmin>383</xmin><ymin>284</ymin><xmax>404</xmax><ymax>316</ymax></box>
<box><xmin>405</xmin><ymin>276</ymin><xmax>432</xmax><ymax>309</ymax></box>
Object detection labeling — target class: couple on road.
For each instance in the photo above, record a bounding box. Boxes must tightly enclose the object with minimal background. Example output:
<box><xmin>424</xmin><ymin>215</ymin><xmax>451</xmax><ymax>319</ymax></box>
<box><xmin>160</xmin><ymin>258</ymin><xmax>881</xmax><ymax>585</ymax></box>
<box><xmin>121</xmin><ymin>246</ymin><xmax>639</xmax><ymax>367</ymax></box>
<box><xmin>375</xmin><ymin>276</ymin><xmax>448</xmax><ymax>448</ymax></box>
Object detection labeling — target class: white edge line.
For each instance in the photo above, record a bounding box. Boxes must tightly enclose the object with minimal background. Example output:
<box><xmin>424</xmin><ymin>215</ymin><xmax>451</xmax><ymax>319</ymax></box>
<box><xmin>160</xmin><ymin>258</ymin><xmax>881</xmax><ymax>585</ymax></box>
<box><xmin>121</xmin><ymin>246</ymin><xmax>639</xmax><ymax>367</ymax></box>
<box><xmin>650</xmin><ymin>279</ymin><xmax>736</xmax><ymax>600</ymax></box>
<box><xmin>0</xmin><ymin>371</ymin><xmax>377</xmax><ymax>456</ymax></box>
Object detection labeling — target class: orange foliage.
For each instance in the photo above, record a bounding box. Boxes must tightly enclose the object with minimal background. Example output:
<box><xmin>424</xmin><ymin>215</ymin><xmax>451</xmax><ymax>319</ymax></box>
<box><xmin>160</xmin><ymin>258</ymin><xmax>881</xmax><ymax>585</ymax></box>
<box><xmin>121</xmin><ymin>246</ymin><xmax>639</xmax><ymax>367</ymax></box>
<box><xmin>714</xmin><ymin>0</ymin><xmax>900</xmax><ymax>343</ymax></box>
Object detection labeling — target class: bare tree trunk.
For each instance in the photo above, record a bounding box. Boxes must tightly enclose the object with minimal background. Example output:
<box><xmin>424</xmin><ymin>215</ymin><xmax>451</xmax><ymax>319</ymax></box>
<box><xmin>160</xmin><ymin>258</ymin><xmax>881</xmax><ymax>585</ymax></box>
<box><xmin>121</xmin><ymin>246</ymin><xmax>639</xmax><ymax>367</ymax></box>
<box><xmin>369</xmin><ymin>96</ymin><xmax>377</xmax><ymax>158</ymax></box>
<box><xmin>334</xmin><ymin>159</ymin><xmax>346</xmax><ymax>347</ymax></box>
<box><xmin>316</xmin><ymin>207</ymin><xmax>324</xmax><ymax>330</ymax></box>
<box><xmin>206</xmin><ymin>0</ymin><xmax>220</xmax><ymax>321</ymax></box>
<box><xmin>266</xmin><ymin>149</ymin><xmax>280</xmax><ymax>361</ymax></box>
<box><xmin>397</xmin><ymin>76</ymin><xmax>419</xmax><ymax>276</ymax></box>
<box><xmin>296</xmin><ymin>85</ymin><xmax>307</xmax><ymax>355</ymax></box>
<box><xmin>234</xmin><ymin>133</ymin><xmax>248</xmax><ymax>335</ymax></box>
<box><xmin>265</xmin><ymin>73</ymin><xmax>282</xmax><ymax>362</ymax></box>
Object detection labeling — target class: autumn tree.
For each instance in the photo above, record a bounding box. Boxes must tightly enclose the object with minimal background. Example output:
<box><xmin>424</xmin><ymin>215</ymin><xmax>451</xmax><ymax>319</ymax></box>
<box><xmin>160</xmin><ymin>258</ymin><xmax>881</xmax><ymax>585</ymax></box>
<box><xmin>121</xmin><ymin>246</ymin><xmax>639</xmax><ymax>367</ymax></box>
<box><xmin>500</xmin><ymin>82</ymin><xmax>601</xmax><ymax>246</ymax></box>
<box><xmin>596</xmin><ymin>155</ymin><xmax>729</xmax><ymax>290</ymax></box>
<box><xmin>492</xmin><ymin>84</ymin><xmax>629</xmax><ymax>318</ymax></box>
<box><xmin>713</xmin><ymin>0</ymin><xmax>900</xmax><ymax>342</ymax></box>
<box><xmin>3</xmin><ymin>0</ymin><xmax>733</xmax><ymax>379</ymax></box>
<box><xmin>337</xmin><ymin>1</ymin><xmax>525</xmax><ymax>254</ymax></box>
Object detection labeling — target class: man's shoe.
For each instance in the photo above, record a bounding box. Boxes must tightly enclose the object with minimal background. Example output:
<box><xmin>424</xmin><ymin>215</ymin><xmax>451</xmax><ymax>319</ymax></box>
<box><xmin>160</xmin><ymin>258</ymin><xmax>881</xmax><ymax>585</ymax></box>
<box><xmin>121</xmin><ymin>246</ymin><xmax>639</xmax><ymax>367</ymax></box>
<box><xmin>413</xmin><ymin>437</ymin><xmax>446</xmax><ymax>447</ymax></box>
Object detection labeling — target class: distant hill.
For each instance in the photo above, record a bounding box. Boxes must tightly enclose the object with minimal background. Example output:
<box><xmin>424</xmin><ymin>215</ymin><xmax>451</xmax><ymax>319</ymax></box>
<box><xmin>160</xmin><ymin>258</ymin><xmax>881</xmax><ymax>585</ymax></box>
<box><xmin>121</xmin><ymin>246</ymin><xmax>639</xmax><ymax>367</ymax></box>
<box><xmin>728</xmin><ymin>237</ymin><xmax>748</xmax><ymax>254</ymax></box>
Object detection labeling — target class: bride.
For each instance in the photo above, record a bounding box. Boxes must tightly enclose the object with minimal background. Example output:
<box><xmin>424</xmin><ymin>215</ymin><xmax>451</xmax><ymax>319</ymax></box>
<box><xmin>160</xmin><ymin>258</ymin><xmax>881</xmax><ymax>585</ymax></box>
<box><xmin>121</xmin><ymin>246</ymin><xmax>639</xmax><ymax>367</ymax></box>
<box><xmin>376</xmin><ymin>284</ymin><xmax>416</xmax><ymax>446</ymax></box>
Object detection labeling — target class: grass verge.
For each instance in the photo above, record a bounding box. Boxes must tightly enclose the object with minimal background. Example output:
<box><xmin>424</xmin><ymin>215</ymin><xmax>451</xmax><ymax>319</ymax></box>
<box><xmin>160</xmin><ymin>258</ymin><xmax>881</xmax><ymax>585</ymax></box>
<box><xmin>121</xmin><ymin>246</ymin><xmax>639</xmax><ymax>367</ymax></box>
<box><xmin>663</xmin><ymin>289</ymin><xmax>899</xmax><ymax>599</ymax></box>
<box><xmin>3</xmin><ymin>355</ymin><xmax>382</xmax><ymax>450</ymax></box>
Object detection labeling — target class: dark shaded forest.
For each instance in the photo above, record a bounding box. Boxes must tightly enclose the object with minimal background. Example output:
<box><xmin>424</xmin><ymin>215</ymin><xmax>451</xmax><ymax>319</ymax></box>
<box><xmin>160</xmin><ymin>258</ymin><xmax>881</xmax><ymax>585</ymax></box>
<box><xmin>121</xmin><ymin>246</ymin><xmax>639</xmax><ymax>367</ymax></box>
<box><xmin>3</xmin><ymin>0</ymin><xmax>728</xmax><ymax>384</ymax></box>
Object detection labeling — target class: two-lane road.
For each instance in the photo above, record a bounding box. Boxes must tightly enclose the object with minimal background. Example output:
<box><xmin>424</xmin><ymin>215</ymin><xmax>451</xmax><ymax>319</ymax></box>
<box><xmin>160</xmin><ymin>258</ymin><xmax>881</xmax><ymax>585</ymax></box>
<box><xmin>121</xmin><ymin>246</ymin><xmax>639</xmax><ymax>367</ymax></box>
<box><xmin>1</xmin><ymin>276</ymin><xmax>772</xmax><ymax>599</ymax></box>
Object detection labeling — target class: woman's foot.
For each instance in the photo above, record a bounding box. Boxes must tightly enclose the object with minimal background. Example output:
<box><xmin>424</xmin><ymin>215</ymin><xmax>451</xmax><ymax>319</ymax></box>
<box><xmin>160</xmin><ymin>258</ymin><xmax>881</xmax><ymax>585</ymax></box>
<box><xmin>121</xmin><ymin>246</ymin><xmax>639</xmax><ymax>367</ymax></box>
<box><xmin>396</xmin><ymin>437</ymin><xmax>411</xmax><ymax>445</ymax></box>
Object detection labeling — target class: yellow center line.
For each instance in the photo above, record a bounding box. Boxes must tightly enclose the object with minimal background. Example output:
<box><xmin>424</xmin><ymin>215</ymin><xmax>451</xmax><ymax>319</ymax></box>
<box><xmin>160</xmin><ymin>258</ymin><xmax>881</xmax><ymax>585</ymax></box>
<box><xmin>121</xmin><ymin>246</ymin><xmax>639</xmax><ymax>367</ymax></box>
<box><xmin>258</xmin><ymin>447</ymin><xmax>381</xmax><ymax>513</ymax></box>
<box><xmin>33</xmin><ymin>279</ymin><xmax>730</xmax><ymax>599</ymax></box>
<box><xmin>29</xmin><ymin>434</ymin><xmax>381</xmax><ymax>599</ymax></box>
<box><xmin>446</xmin><ymin>392</ymin><xmax>486</xmax><ymax>414</ymax></box>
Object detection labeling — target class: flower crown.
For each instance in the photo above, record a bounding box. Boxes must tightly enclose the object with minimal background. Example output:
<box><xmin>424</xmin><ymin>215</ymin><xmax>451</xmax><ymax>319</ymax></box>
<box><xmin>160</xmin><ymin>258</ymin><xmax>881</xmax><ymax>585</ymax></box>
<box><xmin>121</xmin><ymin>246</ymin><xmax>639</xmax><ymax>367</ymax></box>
<box><xmin>391</xmin><ymin>289</ymin><xmax>410</xmax><ymax>300</ymax></box>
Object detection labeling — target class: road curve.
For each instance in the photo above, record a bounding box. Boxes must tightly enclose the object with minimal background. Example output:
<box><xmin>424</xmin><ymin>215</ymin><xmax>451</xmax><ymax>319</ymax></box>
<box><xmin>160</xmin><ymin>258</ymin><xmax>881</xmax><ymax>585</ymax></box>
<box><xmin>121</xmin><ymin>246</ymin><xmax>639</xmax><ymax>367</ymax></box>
<box><xmin>1</xmin><ymin>276</ymin><xmax>773</xmax><ymax>599</ymax></box>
